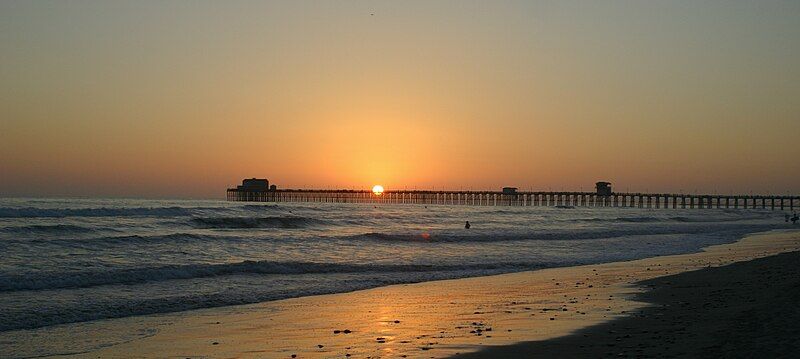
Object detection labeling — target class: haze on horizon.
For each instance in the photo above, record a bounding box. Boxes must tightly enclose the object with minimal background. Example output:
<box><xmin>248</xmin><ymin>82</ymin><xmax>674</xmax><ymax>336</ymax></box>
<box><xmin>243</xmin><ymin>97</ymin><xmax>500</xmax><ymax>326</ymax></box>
<box><xmin>1</xmin><ymin>1</ymin><xmax>799</xmax><ymax>199</ymax></box>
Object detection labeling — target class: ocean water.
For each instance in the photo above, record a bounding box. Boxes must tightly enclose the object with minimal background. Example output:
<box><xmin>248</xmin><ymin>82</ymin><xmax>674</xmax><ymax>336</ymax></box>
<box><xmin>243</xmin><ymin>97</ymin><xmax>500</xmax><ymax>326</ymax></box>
<box><xmin>0</xmin><ymin>198</ymin><xmax>791</xmax><ymax>333</ymax></box>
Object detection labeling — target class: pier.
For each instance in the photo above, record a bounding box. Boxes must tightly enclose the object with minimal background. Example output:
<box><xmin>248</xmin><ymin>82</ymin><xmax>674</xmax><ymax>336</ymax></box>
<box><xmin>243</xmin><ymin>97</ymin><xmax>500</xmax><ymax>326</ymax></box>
<box><xmin>226</xmin><ymin>188</ymin><xmax>798</xmax><ymax>211</ymax></box>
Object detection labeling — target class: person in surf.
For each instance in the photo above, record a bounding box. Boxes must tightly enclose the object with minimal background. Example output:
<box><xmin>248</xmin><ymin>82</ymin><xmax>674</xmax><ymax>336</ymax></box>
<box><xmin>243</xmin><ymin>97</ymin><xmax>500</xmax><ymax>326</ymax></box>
<box><xmin>792</xmin><ymin>213</ymin><xmax>799</xmax><ymax>225</ymax></box>
<box><xmin>465</xmin><ymin>221</ymin><xmax>471</xmax><ymax>229</ymax></box>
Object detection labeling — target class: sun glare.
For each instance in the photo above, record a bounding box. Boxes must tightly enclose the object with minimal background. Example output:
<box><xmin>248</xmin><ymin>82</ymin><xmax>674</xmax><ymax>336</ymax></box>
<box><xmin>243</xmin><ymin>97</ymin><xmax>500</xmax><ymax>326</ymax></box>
<box><xmin>372</xmin><ymin>185</ymin><xmax>384</xmax><ymax>195</ymax></box>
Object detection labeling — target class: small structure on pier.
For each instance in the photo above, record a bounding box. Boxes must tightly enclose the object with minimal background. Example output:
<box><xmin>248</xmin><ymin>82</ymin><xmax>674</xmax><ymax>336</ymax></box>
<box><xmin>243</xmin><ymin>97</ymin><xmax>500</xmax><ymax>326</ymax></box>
<box><xmin>502</xmin><ymin>187</ymin><xmax>518</xmax><ymax>195</ymax></box>
<box><xmin>238</xmin><ymin>178</ymin><xmax>270</xmax><ymax>191</ymax></box>
<box><xmin>227</xmin><ymin>178</ymin><xmax>278</xmax><ymax>201</ymax></box>
<box><xmin>596</xmin><ymin>182</ymin><xmax>612</xmax><ymax>196</ymax></box>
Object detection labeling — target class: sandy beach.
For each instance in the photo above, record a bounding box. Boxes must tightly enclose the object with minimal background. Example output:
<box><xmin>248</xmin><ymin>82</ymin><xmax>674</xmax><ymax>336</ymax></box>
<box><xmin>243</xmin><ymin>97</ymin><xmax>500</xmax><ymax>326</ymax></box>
<box><xmin>3</xmin><ymin>230</ymin><xmax>799</xmax><ymax>358</ymax></box>
<box><xmin>457</xmin><ymin>240</ymin><xmax>800</xmax><ymax>358</ymax></box>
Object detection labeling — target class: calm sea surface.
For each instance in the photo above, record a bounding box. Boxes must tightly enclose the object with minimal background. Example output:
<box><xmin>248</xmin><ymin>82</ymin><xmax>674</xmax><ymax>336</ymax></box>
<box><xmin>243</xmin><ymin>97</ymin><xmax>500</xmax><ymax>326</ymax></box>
<box><xmin>0</xmin><ymin>198</ymin><xmax>791</xmax><ymax>332</ymax></box>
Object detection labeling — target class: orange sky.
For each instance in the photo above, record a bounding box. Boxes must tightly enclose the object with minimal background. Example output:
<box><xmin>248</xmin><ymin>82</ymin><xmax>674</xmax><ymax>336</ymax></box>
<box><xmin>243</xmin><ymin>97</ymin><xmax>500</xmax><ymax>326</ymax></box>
<box><xmin>1</xmin><ymin>1</ymin><xmax>799</xmax><ymax>198</ymax></box>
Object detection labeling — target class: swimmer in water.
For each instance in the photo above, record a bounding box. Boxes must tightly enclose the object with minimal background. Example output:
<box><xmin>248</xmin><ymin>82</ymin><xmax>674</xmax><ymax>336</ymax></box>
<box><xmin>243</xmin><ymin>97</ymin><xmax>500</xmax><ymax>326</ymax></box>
<box><xmin>465</xmin><ymin>221</ymin><xmax>471</xmax><ymax>229</ymax></box>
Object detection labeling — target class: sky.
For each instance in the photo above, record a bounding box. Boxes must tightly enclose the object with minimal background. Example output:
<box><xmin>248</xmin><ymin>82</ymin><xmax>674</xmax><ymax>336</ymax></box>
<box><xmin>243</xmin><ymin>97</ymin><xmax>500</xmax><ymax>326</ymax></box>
<box><xmin>1</xmin><ymin>0</ymin><xmax>799</xmax><ymax>198</ymax></box>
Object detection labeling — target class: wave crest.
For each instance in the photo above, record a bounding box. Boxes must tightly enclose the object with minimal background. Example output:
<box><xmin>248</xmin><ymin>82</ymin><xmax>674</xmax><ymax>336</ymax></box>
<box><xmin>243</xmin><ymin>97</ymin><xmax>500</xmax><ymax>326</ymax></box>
<box><xmin>0</xmin><ymin>224</ymin><xmax>99</xmax><ymax>235</ymax></box>
<box><xmin>0</xmin><ymin>206</ymin><xmax>197</xmax><ymax>218</ymax></box>
<box><xmin>0</xmin><ymin>260</ymin><xmax>542</xmax><ymax>292</ymax></box>
<box><xmin>344</xmin><ymin>223</ymin><xmax>777</xmax><ymax>243</ymax></box>
<box><xmin>190</xmin><ymin>216</ymin><xmax>325</xmax><ymax>229</ymax></box>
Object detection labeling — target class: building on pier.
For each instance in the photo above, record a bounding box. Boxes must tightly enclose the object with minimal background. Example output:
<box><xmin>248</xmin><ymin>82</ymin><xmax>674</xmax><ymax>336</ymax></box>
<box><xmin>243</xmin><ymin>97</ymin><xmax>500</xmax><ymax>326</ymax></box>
<box><xmin>596</xmin><ymin>182</ymin><xmax>612</xmax><ymax>196</ymax></box>
<box><xmin>237</xmin><ymin>178</ymin><xmax>270</xmax><ymax>191</ymax></box>
<box><xmin>227</xmin><ymin>178</ymin><xmax>278</xmax><ymax>201</ymax></box>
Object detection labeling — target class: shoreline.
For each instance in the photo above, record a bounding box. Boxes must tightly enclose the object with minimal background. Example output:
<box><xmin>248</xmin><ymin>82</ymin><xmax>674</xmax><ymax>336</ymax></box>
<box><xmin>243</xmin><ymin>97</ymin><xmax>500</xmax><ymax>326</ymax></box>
<box><xmin>4</xmin><ymin>229</ymin><xmax>800</xmax><ymax>358</ymax></box>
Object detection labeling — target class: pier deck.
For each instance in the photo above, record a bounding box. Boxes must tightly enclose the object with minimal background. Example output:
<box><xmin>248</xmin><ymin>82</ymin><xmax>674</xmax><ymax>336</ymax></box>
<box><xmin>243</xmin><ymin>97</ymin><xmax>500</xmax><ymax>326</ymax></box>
<box><xmin>226</xmin><ymin>189</ymin><xmax>798</xmax><ymax>211</ymax></box>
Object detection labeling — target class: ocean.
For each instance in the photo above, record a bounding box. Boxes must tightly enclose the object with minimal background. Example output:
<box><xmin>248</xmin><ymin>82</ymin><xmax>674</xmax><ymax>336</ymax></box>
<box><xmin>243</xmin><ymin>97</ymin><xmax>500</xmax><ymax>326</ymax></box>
<box><xmin>0</xmin><ymin>198</ymin><xmax>791</xmax><ymax>333</ymax></box>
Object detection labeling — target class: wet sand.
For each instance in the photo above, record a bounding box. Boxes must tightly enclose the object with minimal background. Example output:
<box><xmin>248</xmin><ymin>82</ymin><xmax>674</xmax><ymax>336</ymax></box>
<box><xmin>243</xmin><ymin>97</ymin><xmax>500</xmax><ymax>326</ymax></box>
<box><xmin>3</xmin><ymin>230</ymin><xmax>799</xmax><ymax>358</ymax></box>
<box><xmin>456</xmin><ymin>246</ymin><xmax>800</xmax><ymax>358</ymax></box>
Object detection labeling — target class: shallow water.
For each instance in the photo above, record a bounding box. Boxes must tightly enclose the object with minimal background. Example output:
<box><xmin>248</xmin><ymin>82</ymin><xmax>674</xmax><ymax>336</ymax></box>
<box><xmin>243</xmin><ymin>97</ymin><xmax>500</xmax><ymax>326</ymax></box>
<box><xmin>0</xmin><ymin>198</ymin><xmax>791</xmax><ymax>332</ymax></box>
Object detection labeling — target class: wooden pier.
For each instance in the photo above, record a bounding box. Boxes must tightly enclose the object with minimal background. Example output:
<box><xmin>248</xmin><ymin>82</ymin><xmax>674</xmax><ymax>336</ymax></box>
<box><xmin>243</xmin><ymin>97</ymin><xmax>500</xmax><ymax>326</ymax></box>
<box><xmin>226</xmin><ymin>188</ymin><xmax>798</xmax><ymax>211</ymax></box>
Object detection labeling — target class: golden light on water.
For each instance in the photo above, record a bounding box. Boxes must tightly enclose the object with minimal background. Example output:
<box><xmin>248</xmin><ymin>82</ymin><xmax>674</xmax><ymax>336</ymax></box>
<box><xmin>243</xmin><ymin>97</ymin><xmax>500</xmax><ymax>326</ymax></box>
<box><xmin>372</xmin><ymin>185</ymin><xmax>384</xmax><ymax>195</ymax></box>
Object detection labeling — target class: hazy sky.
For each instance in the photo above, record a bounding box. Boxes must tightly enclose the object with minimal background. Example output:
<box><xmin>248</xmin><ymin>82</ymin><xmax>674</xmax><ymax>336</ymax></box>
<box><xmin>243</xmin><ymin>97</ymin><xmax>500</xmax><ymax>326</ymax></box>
<box><xmin>2</xmin><ymin>1</ymin><xmax>799</xmax><ymax>198</ymax></box>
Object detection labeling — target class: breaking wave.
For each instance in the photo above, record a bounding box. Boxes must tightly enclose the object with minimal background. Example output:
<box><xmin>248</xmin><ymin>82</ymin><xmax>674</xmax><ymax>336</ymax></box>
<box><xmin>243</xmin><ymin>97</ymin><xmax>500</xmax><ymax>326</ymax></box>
<box><xmin>577</xmin><ymin>214</ymin><xmax>772</xmax><ymax>223</ymax></box>
<box><xmin>190</xmin><ymin>216</ymin><xmax>326</xmax><ymax>229</ymax></box>
<box><xmin>0</xmin><ymin>224</ymin><xmax>100</xmax><ymax>235</ymax></box>
<box><xmin>345</xmin><ymin>224</ymin><xmax>776</xmax><ymax>243</ymax></box>
<box><xmin>0</xmin><ymin>206</ymin><xmax>198</xmax><ymax>218</ymax></box>
<box><xmin>240</xmin><ymin>204</ymin><xmax>282</xmax><ymax>211</ymax></box>
<box><xmin>77</xmin><ymin>233</ymin><xmax>216</xmax><ymax>245</ymax></box>
<box><xmin>0</xmin><ymin>260</ymin><xmax>545</xmax><ymax>292</ymax></box>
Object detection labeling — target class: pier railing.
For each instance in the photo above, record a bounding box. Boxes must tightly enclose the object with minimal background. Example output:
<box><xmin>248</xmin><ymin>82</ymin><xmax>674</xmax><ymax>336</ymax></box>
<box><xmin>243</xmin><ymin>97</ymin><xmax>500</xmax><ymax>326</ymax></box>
<box><xmin>226</xmin><ymin>189</ymin><xmax>798</xmax><ymax>211</ymax></box>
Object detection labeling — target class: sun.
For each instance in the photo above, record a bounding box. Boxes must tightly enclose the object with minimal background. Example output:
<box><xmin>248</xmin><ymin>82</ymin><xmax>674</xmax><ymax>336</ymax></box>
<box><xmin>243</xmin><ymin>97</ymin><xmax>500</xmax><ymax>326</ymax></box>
<box><xmin>372</xmin><ymin>185</ymin><xmax>384</xmax><ymax>195</ymax></box>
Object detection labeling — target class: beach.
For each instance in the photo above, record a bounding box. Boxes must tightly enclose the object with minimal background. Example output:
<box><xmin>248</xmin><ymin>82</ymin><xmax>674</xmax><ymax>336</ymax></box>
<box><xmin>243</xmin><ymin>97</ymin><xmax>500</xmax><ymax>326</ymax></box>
<box><xmin>458</xmin><ymin>238</ymin><xmax>800</xmax><ymax>358</ymax></box>
<box><xmin>4</xmin><ymin>229</ymin><xmax>798</xmax><ymax>358</ymax></box>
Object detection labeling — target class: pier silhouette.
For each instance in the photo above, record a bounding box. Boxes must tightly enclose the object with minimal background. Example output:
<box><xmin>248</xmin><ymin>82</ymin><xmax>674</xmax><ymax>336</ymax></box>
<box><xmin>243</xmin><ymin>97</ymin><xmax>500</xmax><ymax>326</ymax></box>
<box><xmin>226</xmin><ymin>180</ymin><xmax>797</xmax><ymax>211</ymax></box>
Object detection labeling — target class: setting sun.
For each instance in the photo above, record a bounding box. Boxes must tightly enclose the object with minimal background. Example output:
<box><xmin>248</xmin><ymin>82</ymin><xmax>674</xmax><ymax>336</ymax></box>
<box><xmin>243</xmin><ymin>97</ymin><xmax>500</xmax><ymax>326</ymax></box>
<box><xmin>372</xmin><ymin>185</ymin><xmax>384</xmax><ymax>195</ymax></box>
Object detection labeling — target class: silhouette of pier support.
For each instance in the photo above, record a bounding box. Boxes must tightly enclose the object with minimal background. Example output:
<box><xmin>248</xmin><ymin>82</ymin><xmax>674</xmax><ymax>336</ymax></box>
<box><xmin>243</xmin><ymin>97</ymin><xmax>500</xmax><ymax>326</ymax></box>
<box><xmin>225</xmin><ymin>189</ymin><xmax>798</xmax><ymax>211</ymax></box>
